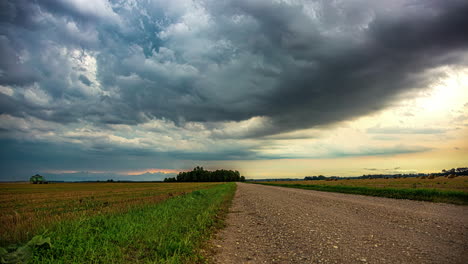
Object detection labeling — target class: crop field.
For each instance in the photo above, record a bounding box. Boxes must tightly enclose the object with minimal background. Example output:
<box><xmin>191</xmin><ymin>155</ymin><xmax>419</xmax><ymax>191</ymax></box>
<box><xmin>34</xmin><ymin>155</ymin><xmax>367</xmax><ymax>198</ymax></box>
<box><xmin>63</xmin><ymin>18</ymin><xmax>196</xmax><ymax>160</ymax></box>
<box><xmin>257</xmin><ymin>176</ymin><xmax>468</xmax><ymax>204</ymax></box>
<box><xmin>0</xmin><ymin>182</ymin><xmax>236</xmax><ymax>263</ymax></box>
<box><xmin>263</xmin><ymin>176</ymin><xmax>468</xmax><ymax>192</ymax></box>
<box><xmin>0</xmin><ymin>182</ymin><xmax>223</xmax><ymax>246</ymax></box>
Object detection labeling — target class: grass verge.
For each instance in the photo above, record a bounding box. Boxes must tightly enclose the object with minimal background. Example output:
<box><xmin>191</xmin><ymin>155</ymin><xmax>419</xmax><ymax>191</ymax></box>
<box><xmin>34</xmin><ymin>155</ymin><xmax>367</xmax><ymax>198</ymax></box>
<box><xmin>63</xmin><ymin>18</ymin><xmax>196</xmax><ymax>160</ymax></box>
<box><xmin>28</xmin><ymin>183</ymin><xmax>236</xmax><ymax>263</ymax></box>
<box><xmin>255</xmin><ymin>183</ymin><xmax>468</xmax><ymax>205</ymax></box>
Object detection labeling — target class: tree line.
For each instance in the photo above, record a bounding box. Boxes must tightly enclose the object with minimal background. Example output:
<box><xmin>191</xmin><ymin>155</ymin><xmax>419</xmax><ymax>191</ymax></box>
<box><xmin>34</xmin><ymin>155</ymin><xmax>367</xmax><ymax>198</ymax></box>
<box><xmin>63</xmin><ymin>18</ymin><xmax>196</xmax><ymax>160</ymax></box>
<box><xmin>303</xmin><ymin>167</ymin><xmax>468</xmax><ymax>181</ymax></box>
<box><xmin>164</xmin><ymin>166</ymin><xmax>246</xmax><ymax>182</ymax></box>
<box><xmin>304</xmin><ymin>175</ymin><xmax>328</xmax><ymax>181</ymax></box>
<box><xmin>441</xmin><ymin>167</ymin><xmax>468</xmax><ymax>175</ymax></box>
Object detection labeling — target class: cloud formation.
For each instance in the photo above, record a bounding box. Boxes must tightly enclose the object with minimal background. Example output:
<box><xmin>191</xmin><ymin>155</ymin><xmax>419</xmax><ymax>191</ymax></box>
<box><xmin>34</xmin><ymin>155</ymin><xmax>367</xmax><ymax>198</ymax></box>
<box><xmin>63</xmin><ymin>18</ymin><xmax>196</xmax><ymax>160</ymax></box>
<box><xmin>1</xmin><ymin>0</ymin><xmax>468</xmax><ymax>134</ymax></box>
<box><xmin>1</xmin><ymin>0</ymin><xmax>468</xmax><ymax>179</ymax></box>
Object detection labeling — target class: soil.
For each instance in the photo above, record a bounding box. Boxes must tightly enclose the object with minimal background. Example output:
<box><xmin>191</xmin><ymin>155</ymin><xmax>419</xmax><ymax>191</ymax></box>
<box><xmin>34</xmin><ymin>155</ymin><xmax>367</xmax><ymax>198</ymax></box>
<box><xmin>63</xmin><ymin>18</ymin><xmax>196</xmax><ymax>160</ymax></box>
<box><xmin>209</xmin><ymin>183</ymin><xmax>468</xmax><ymax>264</ymax></box>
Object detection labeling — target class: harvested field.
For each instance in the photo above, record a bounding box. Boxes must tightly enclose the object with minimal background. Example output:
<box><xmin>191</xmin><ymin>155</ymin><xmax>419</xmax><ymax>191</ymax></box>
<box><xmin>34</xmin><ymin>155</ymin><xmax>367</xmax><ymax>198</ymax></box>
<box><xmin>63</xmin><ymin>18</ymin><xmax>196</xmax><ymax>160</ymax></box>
<box><xmin>257</xmin><ymin>176</ymin><xmax>468</xmax><ymax>204</ymax></box>
<box><xmin>261</xmin><ymin>175</ymin><xmax>468</xmax><ymax>192</ymax></box>
<box><xmin>0</xmin><ymin>182</ymin><xmax>221</xmax><ymax>246</ymax></box>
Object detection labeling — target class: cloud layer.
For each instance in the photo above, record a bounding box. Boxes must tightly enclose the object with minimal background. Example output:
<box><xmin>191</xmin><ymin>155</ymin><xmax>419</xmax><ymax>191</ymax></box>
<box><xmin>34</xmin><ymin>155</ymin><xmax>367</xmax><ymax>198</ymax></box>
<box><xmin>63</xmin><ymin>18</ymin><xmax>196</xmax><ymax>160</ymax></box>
<box><xmin>2</xmin><ymin>0</ymin><xmax>468</xmax><ymax>133</ymax></box>
<box><xmin>1</xmin><ymin>0</ymin><xmax>467</xmax><ymax>179</ymax></box>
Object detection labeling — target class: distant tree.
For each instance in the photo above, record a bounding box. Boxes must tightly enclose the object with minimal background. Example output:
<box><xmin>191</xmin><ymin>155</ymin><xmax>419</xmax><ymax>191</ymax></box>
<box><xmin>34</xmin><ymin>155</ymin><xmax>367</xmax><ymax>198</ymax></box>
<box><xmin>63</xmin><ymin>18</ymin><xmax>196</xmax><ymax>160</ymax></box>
<box><xmin>163</xmin><ymin>177</ymin><xmax>176</xmax><ymax>182</ymax></box>
<box><xmin>304</xmin><ymin>175</ymin><xmax>328</xmax><ymax>181</ymax></box>
<box><xmin>164</xmin><ymin>167</ymin><xmax>244</xmax><ymax>182</ymax></box>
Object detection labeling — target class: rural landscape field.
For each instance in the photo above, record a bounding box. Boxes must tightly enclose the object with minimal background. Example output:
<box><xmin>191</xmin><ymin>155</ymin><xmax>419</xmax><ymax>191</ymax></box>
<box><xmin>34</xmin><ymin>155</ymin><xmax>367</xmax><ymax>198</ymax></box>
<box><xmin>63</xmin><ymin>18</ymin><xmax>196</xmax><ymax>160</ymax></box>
<box><xmin>272</xmin><ymin>175</ymin><xmax>468</xmax><ymax>191</ymax></box>
<box><xmin>1</xmin><ymin>175</ymin><xmax>467</xmax><ymax>263</ymax></box>
<box><xmin>0</xmin><ymin>182</ymin><xmax>236</xmax><ymax>263</ymax></box>
<box><xmin>2</xmin><ymin>0</ymin><xmax>468</xmax><ymax>263</ymax></box>
<box><xmin>258</xmin><ymin>176</ymin><xmax>468</xmax><ymax>204</ymax></box>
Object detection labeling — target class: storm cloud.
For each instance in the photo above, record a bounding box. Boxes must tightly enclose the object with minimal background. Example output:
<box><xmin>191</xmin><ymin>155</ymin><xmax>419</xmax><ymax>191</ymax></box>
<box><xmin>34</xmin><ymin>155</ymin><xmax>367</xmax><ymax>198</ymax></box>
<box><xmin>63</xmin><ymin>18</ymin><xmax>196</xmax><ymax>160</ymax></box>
<box><xmin>1</xmin><ymin>0</ymin><xmax>468</xmax><ymax>179</ymax></box>
<box><xmin>1</xmin><ymin>0</ymin><xmax>467</xmax><ymax>136</ymax></box>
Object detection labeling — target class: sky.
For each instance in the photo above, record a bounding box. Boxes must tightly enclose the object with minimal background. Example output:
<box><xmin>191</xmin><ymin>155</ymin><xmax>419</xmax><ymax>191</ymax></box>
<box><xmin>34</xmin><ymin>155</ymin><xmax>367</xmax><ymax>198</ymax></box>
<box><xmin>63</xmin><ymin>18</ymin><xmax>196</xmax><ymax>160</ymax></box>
<box><xmin>0</xmin><ymin>0</ymin><xmax>467</xmax><ymax>181</ymax></box>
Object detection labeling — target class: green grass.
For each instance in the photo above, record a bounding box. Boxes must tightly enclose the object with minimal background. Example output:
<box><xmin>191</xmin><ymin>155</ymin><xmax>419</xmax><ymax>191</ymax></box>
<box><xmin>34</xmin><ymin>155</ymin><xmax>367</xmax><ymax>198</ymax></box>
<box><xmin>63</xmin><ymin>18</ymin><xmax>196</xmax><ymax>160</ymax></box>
<box><xmin>27</xmin><ymin>183</ymin><xmax>236</xmax><ymax>263</ymax></box>
<box><xmin>255</xmin><ymin>183</ymin><xmax>468</xmax><ymax>205</ymax></box>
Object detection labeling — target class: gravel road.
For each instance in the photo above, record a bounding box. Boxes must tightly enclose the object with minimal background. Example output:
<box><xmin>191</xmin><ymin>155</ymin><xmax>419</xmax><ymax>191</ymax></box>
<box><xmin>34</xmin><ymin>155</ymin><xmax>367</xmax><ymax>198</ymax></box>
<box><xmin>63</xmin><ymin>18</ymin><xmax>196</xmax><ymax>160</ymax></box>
<box><xmin>210</xmin><ymin>183</ymin><xmax>468</xmax><ymax>264</ymax></box>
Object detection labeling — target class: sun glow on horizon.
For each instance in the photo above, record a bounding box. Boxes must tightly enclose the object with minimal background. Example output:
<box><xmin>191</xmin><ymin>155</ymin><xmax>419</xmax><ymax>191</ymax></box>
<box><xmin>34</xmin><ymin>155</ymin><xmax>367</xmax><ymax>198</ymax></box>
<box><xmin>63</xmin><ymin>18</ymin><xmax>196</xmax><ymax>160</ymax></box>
<box><xmin>125</xmin><ymin>169</ymin><xmax>181</xmax><ymax>176</ymax></box>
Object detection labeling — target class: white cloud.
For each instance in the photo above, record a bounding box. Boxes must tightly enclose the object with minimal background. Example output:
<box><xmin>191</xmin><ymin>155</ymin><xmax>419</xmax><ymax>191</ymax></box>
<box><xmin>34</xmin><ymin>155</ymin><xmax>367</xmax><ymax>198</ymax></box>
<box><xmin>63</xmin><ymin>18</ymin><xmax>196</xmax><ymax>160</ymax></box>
<box><xmin>0</xmin><ymin>85</ymin><xmax>14</xmax><ymax>96</ymax></box>
<box><xmin>22</xmin><ymin>83</ymin><xmax>52</xmax><ymax>106</ymax></box>
<box><xmin>58</xmin><ymin>0</ymin><xmax>121</xmax><ymax>24</ymax></box>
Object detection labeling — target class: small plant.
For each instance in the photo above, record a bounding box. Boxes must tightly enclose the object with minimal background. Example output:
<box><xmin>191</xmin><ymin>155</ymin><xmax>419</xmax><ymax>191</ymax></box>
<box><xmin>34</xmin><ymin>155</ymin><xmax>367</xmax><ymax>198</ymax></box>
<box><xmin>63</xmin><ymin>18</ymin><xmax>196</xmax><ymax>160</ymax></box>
<box><xmin>0</xmin><ymin>235</ymin><xmax>52</xmax><ymax>264</ymax></box>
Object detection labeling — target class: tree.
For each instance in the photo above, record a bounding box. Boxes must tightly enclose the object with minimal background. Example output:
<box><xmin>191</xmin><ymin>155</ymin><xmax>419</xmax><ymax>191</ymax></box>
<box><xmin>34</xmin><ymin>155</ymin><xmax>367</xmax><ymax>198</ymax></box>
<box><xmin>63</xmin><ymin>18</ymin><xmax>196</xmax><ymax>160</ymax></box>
<box><xmin>164</xmin><ymin>167</ymin><xmax>244</xmax><ymax>182</ymax></box>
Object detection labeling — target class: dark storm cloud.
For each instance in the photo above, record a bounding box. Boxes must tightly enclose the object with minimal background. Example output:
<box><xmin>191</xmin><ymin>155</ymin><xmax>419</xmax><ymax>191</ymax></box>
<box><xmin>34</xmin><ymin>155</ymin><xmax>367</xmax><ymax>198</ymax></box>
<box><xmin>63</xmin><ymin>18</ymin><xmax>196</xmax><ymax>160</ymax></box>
<box><xmin>78</xmin><ymin>75</ymin><xmax>92</xmax><ymax>86</ymax></box>
<box><xmin>232</xmin><ymin>0</ymin><xmax>468</xmax><ymax>136</ymax></box>
<box><xmin>1</xmin><ymin>0</ymin><xmax>468</xmax><ymax>136</ymax></box>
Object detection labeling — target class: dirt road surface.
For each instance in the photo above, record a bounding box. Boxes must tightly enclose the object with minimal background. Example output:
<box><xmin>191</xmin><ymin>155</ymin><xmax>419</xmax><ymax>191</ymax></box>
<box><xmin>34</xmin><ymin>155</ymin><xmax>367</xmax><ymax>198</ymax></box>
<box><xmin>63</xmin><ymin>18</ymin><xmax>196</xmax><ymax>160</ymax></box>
<box><xmin>210</xmin><ymin>183</ymin><xmax>468</xmax><ymax>264</ymax></box>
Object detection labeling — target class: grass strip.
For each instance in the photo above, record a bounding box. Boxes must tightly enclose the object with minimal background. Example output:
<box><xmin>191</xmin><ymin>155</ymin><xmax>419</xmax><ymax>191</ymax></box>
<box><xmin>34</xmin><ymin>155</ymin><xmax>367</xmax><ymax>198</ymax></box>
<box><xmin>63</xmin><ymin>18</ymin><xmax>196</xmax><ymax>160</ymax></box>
<box><xmin>30</xmin><ymin>183</ymin><xmax>236</xmax><ymax>264</ymax></box>
<box><xmin>255</xmin><ymin>183</ymin><xmax>468</xmax><ymax>205</ymax></box>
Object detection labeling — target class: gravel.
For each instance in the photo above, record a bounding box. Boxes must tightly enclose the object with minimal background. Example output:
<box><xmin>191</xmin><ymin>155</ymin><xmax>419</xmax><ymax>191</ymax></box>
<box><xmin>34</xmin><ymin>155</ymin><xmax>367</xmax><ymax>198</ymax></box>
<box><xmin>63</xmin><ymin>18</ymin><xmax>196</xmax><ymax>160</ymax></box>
<box><xmin>209</xmin><ymin>183</ymin><xmax>468</xmax><ymax>264</ymax></box>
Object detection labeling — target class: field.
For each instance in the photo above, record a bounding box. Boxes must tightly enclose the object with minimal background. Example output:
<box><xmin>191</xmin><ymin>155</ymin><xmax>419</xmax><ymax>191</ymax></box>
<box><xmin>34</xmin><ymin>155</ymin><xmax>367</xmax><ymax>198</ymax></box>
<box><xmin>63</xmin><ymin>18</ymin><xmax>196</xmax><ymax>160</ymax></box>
<box><xmin>257</xmin><ymin>176</ymin><xmax>468</xmax><ymax>204</ymax></box>
<box><xmin>0</xmin><ymin>182</ymin><xmax>236</xmax><ymax>263</ymax></box>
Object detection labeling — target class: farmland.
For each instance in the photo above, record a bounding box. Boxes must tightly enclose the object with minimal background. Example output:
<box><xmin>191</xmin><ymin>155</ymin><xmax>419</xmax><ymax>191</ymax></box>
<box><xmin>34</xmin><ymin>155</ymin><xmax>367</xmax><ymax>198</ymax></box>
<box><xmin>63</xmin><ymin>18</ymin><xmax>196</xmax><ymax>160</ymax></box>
<box><xmin>256</xmin><ymin>176</ymin><xmax>468</xmax><ymax>204</ymax></box>
<box><xmin>0</xmin><ymin>182</ymin><xmax>234</xmax><ymax>263</ymax></box>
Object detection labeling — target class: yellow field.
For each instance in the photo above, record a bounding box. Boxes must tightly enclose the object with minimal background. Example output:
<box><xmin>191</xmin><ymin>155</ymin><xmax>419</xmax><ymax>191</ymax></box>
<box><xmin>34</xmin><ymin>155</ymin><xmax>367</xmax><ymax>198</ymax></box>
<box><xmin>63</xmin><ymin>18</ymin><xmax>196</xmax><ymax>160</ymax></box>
<box><xmin>262</xmin><ymin>176</ymin><xmax>468</xmax><ymax>192</ymax></box>
<box><xmin>0</xmin><ymin>182</ymin><xmax>221</xmax><ymax>245</ymax></box>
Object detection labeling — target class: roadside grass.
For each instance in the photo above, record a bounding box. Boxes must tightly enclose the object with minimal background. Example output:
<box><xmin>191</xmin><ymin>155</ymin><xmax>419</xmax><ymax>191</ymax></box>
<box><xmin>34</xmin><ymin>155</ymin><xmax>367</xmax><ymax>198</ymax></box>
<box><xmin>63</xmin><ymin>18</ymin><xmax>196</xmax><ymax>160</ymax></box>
<box><xmin>27</xmin><ymin>182</ymin><xmax>236</xmax><ymax>263</ymax></box>
<box><xmin>0</xmin><ymin>182</ymin><xmax>221</xmax><ymax>246</ymax></box>
<box><xmin>255</xmin><ymin>183</ymin><xmax>468</xmax><ymax>205</ymax></box>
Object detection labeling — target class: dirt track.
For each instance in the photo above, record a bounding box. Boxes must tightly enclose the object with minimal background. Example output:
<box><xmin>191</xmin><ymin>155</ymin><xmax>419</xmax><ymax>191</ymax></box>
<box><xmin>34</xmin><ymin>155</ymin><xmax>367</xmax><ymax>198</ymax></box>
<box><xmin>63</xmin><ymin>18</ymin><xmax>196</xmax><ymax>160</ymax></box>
<box><xmin>210</xmin><ymin>183</ymin><xmax>468</xmax><ymax>264</ymax></box>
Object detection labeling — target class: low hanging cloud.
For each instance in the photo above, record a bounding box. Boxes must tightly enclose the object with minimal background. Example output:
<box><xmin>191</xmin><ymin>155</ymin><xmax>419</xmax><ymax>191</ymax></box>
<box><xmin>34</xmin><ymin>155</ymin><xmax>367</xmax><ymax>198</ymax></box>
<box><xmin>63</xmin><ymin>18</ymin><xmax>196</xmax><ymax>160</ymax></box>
<box><xmin>367</xmin><ymin>127</ymin><xmax>447</xmax><ymax>135</ymax></box>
